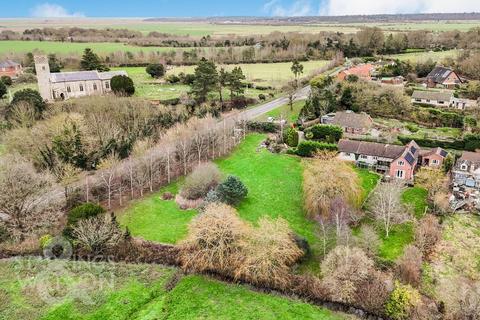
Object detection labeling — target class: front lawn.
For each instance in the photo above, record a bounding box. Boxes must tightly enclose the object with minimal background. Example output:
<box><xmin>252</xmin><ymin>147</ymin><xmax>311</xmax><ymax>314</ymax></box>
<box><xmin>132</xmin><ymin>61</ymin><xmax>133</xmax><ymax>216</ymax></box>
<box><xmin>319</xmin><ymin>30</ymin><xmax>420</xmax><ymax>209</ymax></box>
<box><xmin>256</xmin><ymin>100</ymin><xmax>304</xmax><ymax>123</ymax></box>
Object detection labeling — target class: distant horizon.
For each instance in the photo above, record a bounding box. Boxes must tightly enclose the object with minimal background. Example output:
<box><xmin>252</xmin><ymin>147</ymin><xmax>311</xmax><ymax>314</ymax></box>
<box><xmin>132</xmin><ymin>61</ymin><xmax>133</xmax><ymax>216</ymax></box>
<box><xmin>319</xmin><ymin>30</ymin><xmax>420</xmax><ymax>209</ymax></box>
<box><xmin>1</xmin><ymin>1</ymin><xmax>480</xmax><ymax>19</ymax></box>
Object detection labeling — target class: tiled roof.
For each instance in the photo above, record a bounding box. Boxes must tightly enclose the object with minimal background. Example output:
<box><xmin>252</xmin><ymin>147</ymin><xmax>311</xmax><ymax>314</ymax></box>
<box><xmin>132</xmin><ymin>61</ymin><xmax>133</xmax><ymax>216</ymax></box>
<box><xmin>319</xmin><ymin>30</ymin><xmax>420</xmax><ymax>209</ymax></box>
<box><xmin>50</xmin><ymin>70</ymin><xmax>127</xmax><ymax>83</ymax></box>
<box><xmin>412</xmin><ymin>90</ymin><xmax>453</xmax><ymax>102</ymax></box>
<box><xmin>426</xmin><ymin>66</ymin><xmax>456</xmax><ymax>84</ymax></box>
<box><xmin>342</xmin><ymin>64</ymin><xmax>374</xmax><ymax>78</ymax></box>
<box><xmin>0</xmin><ymin>60</ymin><xmax>21</xmax><ymax>68</ymax></box>
<box><xmin>459</xmin><ymin>151</ymin><xmax>480</xmax><ymax>163</ymax></box>
<box><xmin>420</xmin><ymin>147</ymin><xmax>448</xmax><ymax>158</ymax></box>
<box><xmin>332</xmin><ymin>111</ymin><xmax>373</xmax><ymax>129</ymax></box>
<box><xmin>338</xmin><ymin>139</ymin><xmax>406</xmax><ymax>159</ymax></box>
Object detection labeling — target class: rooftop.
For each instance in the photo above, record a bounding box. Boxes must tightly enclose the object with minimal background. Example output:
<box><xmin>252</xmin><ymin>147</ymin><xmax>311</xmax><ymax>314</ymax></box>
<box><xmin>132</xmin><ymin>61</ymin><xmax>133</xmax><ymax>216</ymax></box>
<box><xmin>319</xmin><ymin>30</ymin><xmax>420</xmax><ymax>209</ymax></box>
<box><xmin>332</xmin><ymin>111</ymin><xmax>373</xmax><ymax>129</ymax></box>
<box><xmin>0</xmin><ymin>60</ymin><xmax>21</xmax><ymax>68</ymax></box>
<box><xmin>50</xmin><ymin>70</ymin><xmax>128</xmax><ymax>83</ymax></box>
<box><xmin>426</xmin><ymin>66</ymin><xmax>458</xmax><ymax>84</ymax></box>
<box><xmin>412</xmin><ymin>90</ymin><xmax>453</xmax><ymax>102</ymax></box>
<box><xmin>338</xmin><ymin>139</ymin><xmax>406</xmax><ymax>159</ymax></box>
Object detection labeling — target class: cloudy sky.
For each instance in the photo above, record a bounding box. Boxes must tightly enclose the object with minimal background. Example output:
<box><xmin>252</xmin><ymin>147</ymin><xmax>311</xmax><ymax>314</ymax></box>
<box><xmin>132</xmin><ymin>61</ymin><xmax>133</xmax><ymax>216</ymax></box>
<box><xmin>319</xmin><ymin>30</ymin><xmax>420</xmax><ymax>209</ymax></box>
<box><xmin>0</xmin><ymin>0</ymin><xmax>479</xmax><ymax>18</ymax></box>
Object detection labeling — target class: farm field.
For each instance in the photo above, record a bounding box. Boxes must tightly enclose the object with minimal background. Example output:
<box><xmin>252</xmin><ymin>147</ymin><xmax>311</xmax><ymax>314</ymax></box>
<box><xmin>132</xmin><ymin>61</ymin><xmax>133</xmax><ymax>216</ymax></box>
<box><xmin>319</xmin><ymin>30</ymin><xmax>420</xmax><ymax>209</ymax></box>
<box><xmin>1</xmin><ymin>19</ymin><xmax>479</xmax><ymax>36</ymax></box>
<box><xmin>384</xmin><ymin>49</ymin><xmax>460</xmax><ymax>63</ymax></box>
<box><xmin>0</xmin><ymin>258</ymin><xmax>348</xmax><ymax>320</ymax></box>
<box><xmin>0</xmin><ymin>40</ymin><xmax>182</xmax><ymax>56</ymax></box>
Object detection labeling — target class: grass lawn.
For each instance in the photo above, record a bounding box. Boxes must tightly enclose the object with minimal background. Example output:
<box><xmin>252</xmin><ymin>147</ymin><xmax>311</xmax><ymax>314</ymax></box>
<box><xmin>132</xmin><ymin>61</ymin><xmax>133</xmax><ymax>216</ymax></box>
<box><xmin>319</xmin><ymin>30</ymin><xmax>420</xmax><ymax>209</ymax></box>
<box><xmin>402</xmin><ymin>187</ymin><xmax>428</xmax><ymax>218</ymax></box>
<box><xmin>353</xmin><ymin>167</ymin><xmax>380</xmax><ymax>204</ymax></box>
<box><xmin>378</xmin><ymin>222</ymin><xmax>414</xmax><ymax>262</ymax></box>
<box><xmin>256</xmin><ymin>100</ymin><xmax>304</xmax><ymax>123</ymax></box>
<box><xmin>0</xmin><ymin>258</ymin><xmax>349</xmax><ymax>320</ymax></box>
<box><xmin>169</xmin><ymin>60</ymin><xmax>330</xmax><ymax>88</ymax></box>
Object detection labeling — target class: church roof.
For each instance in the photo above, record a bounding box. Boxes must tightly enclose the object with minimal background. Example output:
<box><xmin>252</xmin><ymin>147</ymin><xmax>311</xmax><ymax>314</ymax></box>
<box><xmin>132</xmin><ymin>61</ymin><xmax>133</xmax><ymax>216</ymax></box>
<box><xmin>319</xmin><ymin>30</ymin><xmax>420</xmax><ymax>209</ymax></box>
<box><xmin>50</xmin><ymin>70</ymin><xmax>127</xmax><ymax>83</ymax></box>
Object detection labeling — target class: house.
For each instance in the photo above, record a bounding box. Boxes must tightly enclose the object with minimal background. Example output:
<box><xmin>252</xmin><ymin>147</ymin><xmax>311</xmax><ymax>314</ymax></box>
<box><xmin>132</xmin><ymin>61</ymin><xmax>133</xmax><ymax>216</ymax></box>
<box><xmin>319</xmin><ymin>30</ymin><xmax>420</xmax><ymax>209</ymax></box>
<box><xmin>452</xmin><ymin>151</ymin><xmax>480</xmax><ymax>196</ymax></box>
<box><xmin>0</xmin><ymin>60</ymin><xmax>23</xmax><ymax>78</ymax></box>
<box><xmin>338</xmin><ymin>139</ymin><xmax>421</xmax><ymax>180</ymax></box>
<box><xmin>380</xmin><ymin>76</ymin><xmax>404</xmax><ymax>85</ymax></box>
<box><xmin>337</xmin><ymin>64</ymin><xmax>375</xmax><ymax>81</ymax></box>
<box><xmin>419</xmin><ymin>147</ymin><xmax>448</xmax><ymax>168</ymax></box>
<box><xmin>321</xmin><ymin>111</ymin><xmax>373</xmax><ymax>135</ymax></box>
<box><xmin>411</xmin><ymin>90</ymin><xmax>453</xmax><ymax>107</ymax></box>
<box><xmin>34</xmin><ymin>55</ymin><xmax>127</xmax><ymax>102</ymax></box>
<box><xmin>426</xmin><ymin>66</ymin><xmax>462</xmax><ymax>89</ymax></box>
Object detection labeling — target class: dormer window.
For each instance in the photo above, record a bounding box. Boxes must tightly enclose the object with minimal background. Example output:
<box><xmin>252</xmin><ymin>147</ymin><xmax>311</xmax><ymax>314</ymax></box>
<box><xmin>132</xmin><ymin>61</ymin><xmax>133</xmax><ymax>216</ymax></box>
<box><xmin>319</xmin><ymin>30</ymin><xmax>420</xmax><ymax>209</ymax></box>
<box><xmin>461</xmin><ymin>164</ymin><xmax>468</xmax><ymax>171</ymax></box>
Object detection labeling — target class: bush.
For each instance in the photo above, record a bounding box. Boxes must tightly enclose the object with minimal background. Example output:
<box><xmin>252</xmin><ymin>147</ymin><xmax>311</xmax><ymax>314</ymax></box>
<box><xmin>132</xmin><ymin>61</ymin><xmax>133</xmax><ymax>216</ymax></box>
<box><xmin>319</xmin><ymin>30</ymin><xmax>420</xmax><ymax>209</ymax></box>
<box><xmin>396</xmin><ymin>245</ymin><xmax>422</xmax><ymax>287</ymax></box>
<box><xmin>110</xmin><ymin>75</ymin><xmax>135</xmax><ymax>96</ymax></box>
<box><xmin>414</xmin><ymin>215</ymin><xmax>441</xmax><ymax>258</ymax></box>
<box><xmin>180</xmin><ymin>203</ymin><xmax>248</xmax><ymax>274</ymax></box>
<box><xmin>1</xmin><ymin>76</ymin><xmax>12</xmax><ymax>86</ymax></box>
<box><xmin>15</xmin><ymin>73</ymin><xmax>36</xmax><ymax>84</ymax></box>
<box><xmin>258</xmin><ymin>93</ymin><xmax>266</xmax><ymax>101</ymax></box>
<box><xmin>385</xmin><ymin>281</ymin><xmax>420</xmax><ymax>320</ymax></box>
<box><xmin>405</xmin><ymin>124</ymin><xmax>419</xmax><ymax>133</ymax></box>
<box><xmin>215</xmin><ymin>175</ymin><xmax>248</xmax><ymax>206</ymax></box>
<box><xmin>146</xmin><ymin>63</ymin><xmax>165</xmax><ymax>78</ymax></box>
<box><xmin>0</xmin><ymin>81</ymin><xmax>6</xmax><ymax>99</ymax></box>
<box><xmin>247</xmin><ymin>121</ymin><xmax>279</xmax><ymax>133</ymax></box>
<box><xmin>72</xmin><ymin>214</ymin><xmax>122</xmax><ymax>254</ymax></box>
<box><xmin>180</xmin><ymin>163</ymin><xmax>222</xmax><ymax>200</ymax></box>
<box><xmin>284</xmin><ymin>127</ymin><xmax>299</xmax><ymax>147</ymax></box>
<box><xmin>10</xmin><ymin>88</ymin><xmax>46</xmax><ymax>117</ymax></box>
<box><xmin>0</xmin><ymin>225</ymin><xmax>9</xmax><ymax>243</ymax></box>
<box><xmin>304</xmin><ymin>124</ymin><xmax>343</xmax><ymax>142</ymax></box>
<box><xmin>296</xmin><ymin>141</ymin><xmax>337</xmax><ymax>157</ymax></box>
<box><xmin>165</xmin><ymin>74</ymin><xmax>180</xmax><ymax>84</ymax></box>
<box><xmin>39</xmin><ymin>234</ymin><xmax>53</xmax><ymax>249</ymax></box>
<box><xmin>67</xmin><ymin>202</ymin><xmax>106</xmax><ymax>226</ymax></box>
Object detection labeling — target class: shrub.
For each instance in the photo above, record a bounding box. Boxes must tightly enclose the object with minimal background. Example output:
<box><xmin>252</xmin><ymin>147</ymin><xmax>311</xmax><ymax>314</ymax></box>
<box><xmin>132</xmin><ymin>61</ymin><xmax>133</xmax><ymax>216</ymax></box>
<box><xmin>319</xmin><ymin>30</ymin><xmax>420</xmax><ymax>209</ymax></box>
<box><xmin>258</xmin><ymin>93</ymin><xmax>266</xmax><ymax>101</ymax></box>
<box><xmin>284</xmin><ymin>127</ymin><xmax>299</xmax><ymax>147</ymax></box>
<box><xmin>414</xmin><ymin>215</ymin><xmax>441</xmax><ymax>258</ymax></box>
<box><xmin>110</xmin><ymin>75</ymin><xmax>135</xmax><ymax>96</ymax></box>
<box><xmin>179</xmin><ymin>203</ymin><xmax>248</xmax><ymax>274</ymax></box>
<box><xmin>356</xmin><ymin>224</ymin><xmax>380</xmax><ymax>257</ymax></box>
<box><xmin>385</xmin><ymin>281</ymin><xmax>420</xmax><ymax>320</ymax></box>
<box><xmin>146</xmin><ymin>63</ymin><xmax>165</xmax><ymax>78</ymax></box>
<box><xmin>215</xmin><ymin>175</ymin><xmax>248</xmax><ymax>206</ymax></box>
<box><xmin>10</xmin><ymin>89</ymin><xmax>46</xmax><ymax>118</ymax></box>
<box><xmin>165</xmin><ymin>74</ymin><xmax>180</xmax><ymax>84</ymax></box>
<box><xmin>180</xmin><ymin>162</ymin><xmax>221</xmax><ymax>200</ymax></box>
<box><xmin>296</xmin><ymin>141</ymin><xmax>337</xmax><ymax>157</ymax></box>
<box><xmin>72</xmin><ymin>214</ymin><xmax>122</xmax><ymax>254</ymax></box>
<box><xmin>235</xmin><ymin>217</ymin><xmax>303</xmax><ymax>288</ymax></box>
<box><xmin>405</xmin><ymin>124</ymin><xmax>419</xmax><ymax>133</ymax></box>
<box><xmin>1</xmin><ymin>75</ymin><xmax>12</xmax><ymax>86</ymax></box>
<box><xmin>15</xmin><ymin>73</ymin><xmax>36</xmax><ymax>84</ymax></box>
<box><xmin>67</xmin><ymin>202</ymin><xmax>106</xmax><ymax>226</ymax></box>
<box><xmin>247</xmin><ymin>121</ymin><xmax>279</xmax><ymax>133</ymax></box>
<box><xmin>396</xmin><ymin>245</ymin><xmax>423</xmax><ymax>287</ymax></box>
<box><xmin>39</xmin><ymin>234</ymin><xmax>53</xmax><ymax>249</ymax></box>
<box><xmin>162</xmin><ymin>192</ymin><xmax>174</xmax><ymax>200</ymax></box>
<box><xmin>0</xmin><ymin>81</ymin><xmax>6</xmax><ymax>99</ymax></box>
<box><xmin>304</xmin><ymin>124</ymin><xmax>343</xmax><ymax>142</ymax></box>
<box><xmin>303</xmin><ymin>159</ymin><xmax>361</xmax><ymax>217</ymax></box>
<box><xmin>0</xmin><ymin>225</ymin><xmax>9</xmax><ymax>243</ymax></box>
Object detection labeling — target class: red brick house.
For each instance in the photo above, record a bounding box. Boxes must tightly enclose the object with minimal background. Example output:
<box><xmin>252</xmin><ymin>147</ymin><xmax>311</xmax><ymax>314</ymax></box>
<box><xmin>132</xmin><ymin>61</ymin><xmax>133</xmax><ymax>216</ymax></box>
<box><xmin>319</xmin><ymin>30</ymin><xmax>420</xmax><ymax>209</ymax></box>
<box><xmin>337</xmin><ymin>64</ymin><xmax>374</xmax><ymax>81</ymax></box>
<box><xmin>0</xmin><ymin>60</ymin><xmax>23</xmax><ymax>78</ymax></box>
<box><xmin>338</xmin><ymin>139</ymin><xmax>448</xmax><ymax>181</ymax></box>
<box><xmin>426</xmin><ymin>66</ymin><xmax>462</xmax><ymax>89</ymax></box>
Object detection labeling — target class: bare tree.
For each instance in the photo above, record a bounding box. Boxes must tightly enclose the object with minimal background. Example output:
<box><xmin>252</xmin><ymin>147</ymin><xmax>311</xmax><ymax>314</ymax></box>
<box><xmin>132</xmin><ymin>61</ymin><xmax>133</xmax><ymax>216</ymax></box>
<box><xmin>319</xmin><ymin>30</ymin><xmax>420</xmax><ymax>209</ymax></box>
<box><xmin>98</xmin><ymin>153</ymin><xmax>119</xmax><ymax>209</ymax></box>
<box><xmin>369</xmin><ymin>180</ymin><xmax>409</xmax><ymax>238</ymax></box>
<box><xmin>72</xmin><ymin>214</ymin><xmax>122</xmax><ymax>255</ymax></box>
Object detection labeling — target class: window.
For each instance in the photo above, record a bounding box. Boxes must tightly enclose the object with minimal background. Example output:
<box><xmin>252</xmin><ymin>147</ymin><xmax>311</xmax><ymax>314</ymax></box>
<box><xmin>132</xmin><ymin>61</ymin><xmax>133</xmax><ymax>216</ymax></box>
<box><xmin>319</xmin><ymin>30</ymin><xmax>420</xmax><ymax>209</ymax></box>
<box><xmin>67</xmin><ymin>86</ymin><xmax>71</xmax><ymax>93</ymax></box>
<box><xmin>396</xmin><ymin>170</ymin><xmax>404</xmax><ymax>178</ymax></box>
<box><xmin>360</xmin><ymin>155</ymin><xmax>368</xmax><ymax>160</ymax></box>
<box><xmin>426</xmin><ymin>99</ymin><xmax>431</xmax><ymax>103</ymax></box>
<box><xmin>79</xmin><ymin>84</ymin><xmax>84</xmax><ymax>92</ymax></box>
<box><xmin>373</xmin><ymin>156</ymin><xmax>378</xmax><ymax>160</ymax></box>
<box><xmin>439</xmin><ymin>101</ymin><xmax>444</xmax><ymax>104</ymax></box>
<box><xmin>432</xmin><ymin>159</ymin><xmax>439</xmax><ymax>165</ymax></box>
<box><xmin>461</xmin><ymin>164</ymin><xmax>468</xmax><ymax>171</ymax></box>
<box><xmin>105</xmin><ymin>81</ymin><xmax>110</xmax><ymax>89</ymax></box>
<box><xmin>398</xmin><ymin>160</ymin><xmax>405</xmax><ymax>166</ymax></box>
<box><xmin>93</xmin><ymin>83</ymin><xmax>98</xmax><ymax>91</ymax></box>
<box><xmin>415</xmin><ymin>98</ymin><xmax>421</xmax><ymax>102</ymax></box>
<box><xmin>42</xmin><ymin>66</ymin><xmax>46</xmax><ymax>71</ymax></box>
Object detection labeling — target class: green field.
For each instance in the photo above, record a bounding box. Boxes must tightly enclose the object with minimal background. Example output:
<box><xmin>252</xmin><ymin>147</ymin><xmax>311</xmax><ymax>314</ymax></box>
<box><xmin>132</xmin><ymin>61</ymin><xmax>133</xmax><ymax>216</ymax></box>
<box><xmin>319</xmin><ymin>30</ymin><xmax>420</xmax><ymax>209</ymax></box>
<box><xmin>256</xmin><ymin>100</ymin><xmax>304</xmax><ymax>122</ymax></box>
<box><xmin>169</xmin><ymin>60</ymin><xmax>330</xmax><ymax>87</ymax></box>
<box><xmin>0</xmin><ymin>258</ymin><xmax>347</xmax><ymax>320</ymax></box>
<box><xmin>384</xmin><ymin>49</ymin><xmax>460</xmax><ymax>63</ymax></box>
<box><xmin>0</xmin><ymin>40</ymin><xmax>181</xmax><ymax>56</ymax></box>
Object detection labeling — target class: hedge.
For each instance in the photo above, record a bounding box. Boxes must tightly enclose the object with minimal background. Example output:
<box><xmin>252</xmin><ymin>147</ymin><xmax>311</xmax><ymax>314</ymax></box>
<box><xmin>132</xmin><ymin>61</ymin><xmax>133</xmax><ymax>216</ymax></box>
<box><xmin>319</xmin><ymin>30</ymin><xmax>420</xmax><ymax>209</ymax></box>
<box><xmin>304</xmin><ymin>124</ymin><xmax>343</xmax><ymax>142</ymax></box>
<box><xmin>398</xmin><ymin>134</ymin><xmax>480</xmax><ymax>151</ymax></box>
<box><xmin>295</xmin><ymin>141</ymin><xmax>337</xmax><ymax>157</ymax></box>
<box><xmin>247</xmin><ymin>121</ymin><xmax>280</xmax><ymax>133</ymax></box>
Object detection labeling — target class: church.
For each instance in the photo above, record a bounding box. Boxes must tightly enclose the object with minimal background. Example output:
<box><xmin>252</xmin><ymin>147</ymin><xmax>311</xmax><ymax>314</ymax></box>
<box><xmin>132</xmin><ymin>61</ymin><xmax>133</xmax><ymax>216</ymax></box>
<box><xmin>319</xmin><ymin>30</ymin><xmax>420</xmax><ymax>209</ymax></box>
<box><xmin>34</xmin><ymin>55</ymin><xmax>127</xmax><ymax>102</ymax></box>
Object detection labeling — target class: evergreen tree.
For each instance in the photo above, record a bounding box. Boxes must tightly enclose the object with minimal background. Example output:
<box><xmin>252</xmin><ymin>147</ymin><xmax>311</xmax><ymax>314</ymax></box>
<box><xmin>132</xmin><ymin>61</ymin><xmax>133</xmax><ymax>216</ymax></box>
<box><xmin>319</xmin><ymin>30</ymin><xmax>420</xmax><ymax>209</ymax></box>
<box><xmin>146</xmin><ymin>63</ymin><xmax>165</xmax><ymax>78</ymax></box>
<box><xmin>48</xmin><ymin>54</ymin><xmax>64</xmax><ymax>73</ymax></box>
<box><xmin>291</xmin><ymin>60</ymin><xmax>304</xmax><ymax>87</ymax></box>
<box><xmin>110</xmin><ymin>75</ymin><xmax>135</xmax><ymax>96</ymax></box>
<box><xmin>0</xmin><ymin>80</ymin><xmax>6</xmax><ymax>99</ymax></box>
<box><xmin>10</xmin><ymin>89</ymin><xmax>46</xmax><ymax>119</ymax></box>
<box><xmin>228</xmin><ymin>67</ymin><xmax>245</xmax><ymax>99</ymax></box>
<box><xmin>191</xmin><ymin>58</ymin><xmax>218</xmax><ymax>103</ymax></box>
<box><xmin>80</xmin><ymin>48</ymin><xmax>109</xmax><ymax>72</ymax></box>
<box><xmin>218</xmin><ymin>68</ymin><xmax>229</xmax><ymax>106</ymax></box>
<box><xmin>52</xmin><ymin>122</ymin><xmax>87</xmax><ymax>169</ymax></box>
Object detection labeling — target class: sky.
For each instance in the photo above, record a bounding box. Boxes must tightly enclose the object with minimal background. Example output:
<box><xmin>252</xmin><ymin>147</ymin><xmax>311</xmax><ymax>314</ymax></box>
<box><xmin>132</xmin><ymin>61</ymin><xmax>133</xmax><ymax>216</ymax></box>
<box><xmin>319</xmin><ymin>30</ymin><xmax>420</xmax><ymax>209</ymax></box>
<box><xmin>0</xmin><ymin>0</ymin><xmax>479</xmax><ymax>18</ymax></box>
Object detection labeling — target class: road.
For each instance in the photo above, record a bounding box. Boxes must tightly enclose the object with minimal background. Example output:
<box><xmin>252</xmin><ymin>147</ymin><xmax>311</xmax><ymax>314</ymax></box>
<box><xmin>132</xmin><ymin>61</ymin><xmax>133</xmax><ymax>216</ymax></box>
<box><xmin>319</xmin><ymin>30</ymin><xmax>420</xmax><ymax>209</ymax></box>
<box><xmin>239</xmin><ymin>85</ymin><xmax>311</xmax><ymax>120</ymax></box>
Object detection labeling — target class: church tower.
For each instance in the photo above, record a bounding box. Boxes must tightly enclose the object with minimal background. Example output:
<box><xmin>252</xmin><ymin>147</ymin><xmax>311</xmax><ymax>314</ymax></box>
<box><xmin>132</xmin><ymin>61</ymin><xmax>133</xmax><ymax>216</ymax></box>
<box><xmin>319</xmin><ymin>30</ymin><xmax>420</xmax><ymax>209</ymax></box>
<box><xmin>34</xmin><ymin>55</ymin><xmax>51</xmax><ymax>101</ymax></box>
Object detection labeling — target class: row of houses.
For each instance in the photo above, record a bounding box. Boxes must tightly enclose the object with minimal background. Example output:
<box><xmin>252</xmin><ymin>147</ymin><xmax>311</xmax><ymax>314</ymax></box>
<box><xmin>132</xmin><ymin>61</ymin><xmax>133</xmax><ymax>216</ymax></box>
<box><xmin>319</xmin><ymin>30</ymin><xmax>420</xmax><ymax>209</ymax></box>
<box><xmin>338</xmin><ymin>139</ymin><xmax>448</xmax><ymax>181</ymax></box>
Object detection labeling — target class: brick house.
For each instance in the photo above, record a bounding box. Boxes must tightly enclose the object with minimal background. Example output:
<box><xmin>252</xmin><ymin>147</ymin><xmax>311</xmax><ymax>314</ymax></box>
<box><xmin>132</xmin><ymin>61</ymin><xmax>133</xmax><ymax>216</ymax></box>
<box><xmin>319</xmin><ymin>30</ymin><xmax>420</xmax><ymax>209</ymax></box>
<box><xmin>338</xmin><ymin>139</ymin><xmax>448</xmax><ymax>181</ymax></box>
<box><xmin>0</xmin><ymin>60</ymin><xmax>23</xmax><ymax>78</ymax></box>
<box><xmin>321</xmin><ymin>111</ymin><xmax>373</xmax><ymax>135</ymax></box>
<box><xmin>426</xmin><ymin>66</ymin><xmax>462</xmax><ymax>89</ymax></box>
<box><xmin>337</xmin><ymin>64</ymin><xmax>375</xmax><ymax>81</ymax></box>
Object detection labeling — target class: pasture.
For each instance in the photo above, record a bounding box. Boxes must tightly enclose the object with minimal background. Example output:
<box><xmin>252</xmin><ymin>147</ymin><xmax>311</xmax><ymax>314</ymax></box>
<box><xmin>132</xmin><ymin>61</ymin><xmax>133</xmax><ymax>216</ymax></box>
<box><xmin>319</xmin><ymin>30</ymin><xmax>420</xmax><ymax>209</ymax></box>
<box><xmin>0</xmin><ymin>258</ymin><xmax>347</xmax><ymax>320</ymax></box>
<box><xmin>384</xmin><ymin>49</ymin><xmax>460</xmax><ymax>63</ymax></box>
